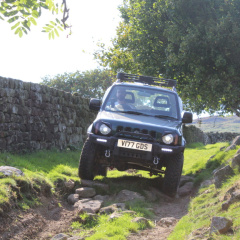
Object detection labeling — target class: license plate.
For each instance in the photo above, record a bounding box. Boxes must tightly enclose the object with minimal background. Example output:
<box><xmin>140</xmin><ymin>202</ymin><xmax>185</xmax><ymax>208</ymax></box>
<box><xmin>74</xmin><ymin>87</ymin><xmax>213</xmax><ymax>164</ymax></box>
<box><xmin>117</xmin><ymin>139</ymin><xmax>152</xmax><ymax>152</ymax></box>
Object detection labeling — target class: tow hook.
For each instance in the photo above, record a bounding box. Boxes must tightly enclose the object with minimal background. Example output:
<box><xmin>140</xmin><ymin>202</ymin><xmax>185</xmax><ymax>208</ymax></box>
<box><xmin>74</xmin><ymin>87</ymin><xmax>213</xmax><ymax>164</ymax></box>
<box><xmin>105</xmin><ymin>149</ymin><xmax>111</xmax><ymax>158</ymax></box>
<box><xmin>153</xmin><ymin>156</ymin><xmax>160</xmax><ymax>165</ymax></box>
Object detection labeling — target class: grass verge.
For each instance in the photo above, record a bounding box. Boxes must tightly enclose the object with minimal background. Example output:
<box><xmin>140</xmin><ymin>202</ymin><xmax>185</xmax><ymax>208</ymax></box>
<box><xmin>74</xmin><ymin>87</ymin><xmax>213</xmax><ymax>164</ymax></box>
<box><xmin>169</xmin><ymin>144</ymin><xmax>240</xmax><ymax>239</ymax></box>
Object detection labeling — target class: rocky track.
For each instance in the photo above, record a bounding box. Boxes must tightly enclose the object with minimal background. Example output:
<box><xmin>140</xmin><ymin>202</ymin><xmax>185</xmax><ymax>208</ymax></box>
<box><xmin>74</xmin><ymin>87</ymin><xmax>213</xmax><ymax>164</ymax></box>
<box><xmin>0</xmin><ymin>176</ymin><xmax>195</xmax><ymax>240</ymax></box>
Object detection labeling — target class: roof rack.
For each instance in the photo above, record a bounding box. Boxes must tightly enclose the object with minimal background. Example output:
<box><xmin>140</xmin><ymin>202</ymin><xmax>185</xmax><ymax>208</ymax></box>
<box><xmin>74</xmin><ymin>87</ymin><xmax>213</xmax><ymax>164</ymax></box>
<box><xmin>117</xmin><ymin>72</ymin><xmax>177</xmax><ymax>89</ymax></box>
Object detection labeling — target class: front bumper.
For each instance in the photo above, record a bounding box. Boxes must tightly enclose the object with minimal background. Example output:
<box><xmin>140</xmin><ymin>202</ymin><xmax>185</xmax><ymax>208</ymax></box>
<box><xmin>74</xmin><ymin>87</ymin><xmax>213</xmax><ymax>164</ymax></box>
<box><xmin>88</xmin><ymin>133</ymin><xmax>184</xmax><ymax>161</ymax></box>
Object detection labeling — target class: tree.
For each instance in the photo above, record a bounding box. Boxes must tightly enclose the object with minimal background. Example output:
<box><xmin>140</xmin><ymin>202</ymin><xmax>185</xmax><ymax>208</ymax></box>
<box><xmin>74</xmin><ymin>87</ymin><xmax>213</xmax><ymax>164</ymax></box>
<box><xmin>0</xmin><ymin>0</ymin><xmax>70</xmax><ymax>39</ymax></box>
<box><xmin>95</xmin><ymin>0</ymin><xmax>240</xmax><ymax>116</ymax></box>
<box><xmin>40</xmin><ymin>69</ymin><xmax>114</xmax><ymax>99</ymax></box>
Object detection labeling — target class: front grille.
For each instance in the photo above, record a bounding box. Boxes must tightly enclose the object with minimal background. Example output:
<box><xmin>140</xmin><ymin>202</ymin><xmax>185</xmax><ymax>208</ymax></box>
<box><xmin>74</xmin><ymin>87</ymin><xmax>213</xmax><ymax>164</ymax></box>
<box><xmin>115</xmin><ymin>127</ymin><xmax>156</xmax><ymax>141</ymax></box>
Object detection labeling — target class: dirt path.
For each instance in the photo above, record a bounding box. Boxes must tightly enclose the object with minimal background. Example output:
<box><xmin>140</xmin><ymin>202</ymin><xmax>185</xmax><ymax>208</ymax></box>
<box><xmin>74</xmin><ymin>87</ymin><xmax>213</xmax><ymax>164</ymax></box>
<box><xmin>127</xmin><ymin>194</ymin><xmax>191</xmax><ymax>240</ymax></box>
<box><xmin>0</xmin><ymin>185</ymin><xmax>193</xmax><ymax>240</ymax></box>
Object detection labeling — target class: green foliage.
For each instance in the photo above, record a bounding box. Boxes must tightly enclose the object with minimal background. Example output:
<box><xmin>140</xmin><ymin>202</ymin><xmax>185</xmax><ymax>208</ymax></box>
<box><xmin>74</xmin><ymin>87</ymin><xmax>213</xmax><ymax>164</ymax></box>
<box><xmin>84</xmin><ymin>213</ymin><xmax>149</xmax><ymax>240</ymax></box>
<box><xmin>96</xmin><ymin>0</ymin><xmax>240</xmax><ymax>116</ymax></box>
<box><xmin>0</xmin><ymin>149</ymin><xmax>80</xmax><ymax>212</ymax></box>
<box><xmin>169</xmin><ymin>144</ymin><xmax>240</xmax><ymax>239</ymax></box>
<box><xmin>169</xmin><ymin>176</ymin><xmax>240</xmax><ymax>239</ymax></box>
<box><xmin>0</xmin><ymin>0</ymin><xmax>68</xmax><ymax>38</ymax></box>
<box><xmin>40</xmin><ymin>69</ymin><xmax>114</xmax><ymax>99</ymax></box>
<box><xmin>183</xmin><ymin>142</ymin><xmax>228</xmax><ymax>176</ymax></box>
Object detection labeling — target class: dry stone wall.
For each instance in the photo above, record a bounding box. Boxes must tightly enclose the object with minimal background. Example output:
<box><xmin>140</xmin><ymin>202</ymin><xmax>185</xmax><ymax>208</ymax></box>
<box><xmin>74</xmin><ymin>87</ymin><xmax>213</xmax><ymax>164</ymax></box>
<box><xmin>183</xmin><ymin>125</ymin><xmax>239</xmax><ymax>145</ymax></box>
<box><xmin>0</xmin><ymin>76</ymin><xmax>96</xmax><ymax>153</ymax></box>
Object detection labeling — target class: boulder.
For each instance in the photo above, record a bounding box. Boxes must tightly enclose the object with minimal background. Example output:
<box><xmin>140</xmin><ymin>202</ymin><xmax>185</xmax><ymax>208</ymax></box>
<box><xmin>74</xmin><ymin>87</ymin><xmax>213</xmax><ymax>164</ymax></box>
<box><xmin>131</xmin><ymin>217</ymin><xmax>151</xmax><ymax>227</ymax></box>
<box><xmin>75</xmin><ymin>187</ymin><xmax>96</xmax><ymax>198</ymax></box>
<box><xmin>99</xmin><ymin>203</ymin><xmax>126</xmax><ymax>215</ymax></box>
<box><xmin>178</xmin><ymin>182</ymin><xmax>194</xmax><ymax>197</ymax></box>
<box><xmin>214</xmin><ymin>165</ymin><xmax>234</xmax><ymax>188</ymax></box>
<box><xmin>67</xmin><ymin>194</ymin><xmax>79</xmax><ymax>205</ymax></box>
<box><xmin>80</xmin><ymin>179</ymin><xmax>109</xmax><ymax>192</ymax></box>
<box><xmin>64</xmin><ymin>179</ymin><xmax>75</xmax><ymax>190</ymax></box>
<box><xmin>114</xmin><ymin>190</ymin><xmax>145</xmax><ymax>202</ymax></box>
<box><xmin>225</xmin><ymin>135</ymin><xmax>240</xmax><ymax>152</ymax></box>
<box><xmin>200</xmin><ymin>180</ymin><xmax>213</xmax><ymax>188</ymax></box>
<box><xmin>179</xmin><ymin>175</ymin><xmax>194</xmax><ymax>187</ymax></box>
<box><xmin>231</xmin><ymin>153</ymin><xmax>240</xmax><ymax>170</ymax></box>
<box><xmin>157</xmin><ymin>217</ymin><xmax>177</xmax><ymax>227</ymax></box>
<box><xmin>222</xmin><ymin>190</ymin><xmax>240</xmax><ymax>211</ymax></box>
<box><xmin>0</xmin><ymin>166</ymin><xmax>24</xmax><ymax>177</ymax></box>
<box><xmin>75</xmin><ymin>199</ymin><xmax>103</xmax><ymax>214</ymax></box>
<box><xmin>210</xmin><ymin>216</ymin><xmax>233</xmax><ymax>235</ymax></box>
<box><xmin>93</xmin><ymin>195</ymin><xmax>110</xmax><ymax>202</ymax></box>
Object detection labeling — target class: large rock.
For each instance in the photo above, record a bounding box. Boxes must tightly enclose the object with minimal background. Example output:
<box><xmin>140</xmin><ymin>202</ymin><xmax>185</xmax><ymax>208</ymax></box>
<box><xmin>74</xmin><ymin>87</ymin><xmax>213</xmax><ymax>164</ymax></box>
<box><xmin>114</xmin><ymin>190</ymin><xmax>145</xmax><ymax>202</ymax></box>
<box><xmin>131</xmin><ymin>217</ymin><xmax>151</xmax><ymax>227</ymax></box>
<box><xmin>99</xmin><ymin>203</ymin><xmax>126</xmax><ymax>215</ymax></box>
<box><xmin>222</xmin><ymin>190</ymin><xmax>240</xmax><ymax>211</ymax></box>
<box><xmin>75</xmin><ymin>187</ymin><xmax>96</xmax><ymax>198</ymax></box>
<box><xmin>179</xmin><ymin>175</ymin><xmax>194</xmax><ymax>187</ymax></box>
<box><xmin>225</xmin><ymin>135</ymin><xmax>240</xmax><ymax>152</ymax></box>
<box><xmin>214</xmin><ymin>165</ymin><xmax>234</xmax><ymax>188</ymax></box>
<box><xmin>64</xmin><ymin>179</ymin><xmax>75</xmax><ymax>190</ymax></box>
<box><xmin>210</xmin><ymin>216</ymin><xmax>233</xmax><ymax>235</ymax></box>
<box><xmin>200</xmin><ymin>180</ymin><xmax>213</xmax><ymax>188</ymax></box>
<box><xmin>157</xmin><ymin>217</ymin><xmax>177</xmax><ymax>227</ymax></box>
<box><xmin>67</xmin><ymin>194</ymin><xmax>79</xmax><ymax>205</ymax></box>
<box><xmin>0</xmin><ymin>166</ymin><xmax>24</xmax><ymax>177</ymax></box>
<box><xmin>231</xmin><ymin>153</ymin><xmax>240</xmax><ymax>170</ymax></box>
<box><xmin>80</xmin><ymin>179</ymin><xmax>109</xmax><ymax>192</ymax></box>
<box><xmin>75</xmin><ymin>199</ymin><xmax>103</xmax><ymax>214</ymax></box>
<box><xmin>178</xmin><ymin>182</ymin><xmax>194</xmax><ymax>197</ymax></box>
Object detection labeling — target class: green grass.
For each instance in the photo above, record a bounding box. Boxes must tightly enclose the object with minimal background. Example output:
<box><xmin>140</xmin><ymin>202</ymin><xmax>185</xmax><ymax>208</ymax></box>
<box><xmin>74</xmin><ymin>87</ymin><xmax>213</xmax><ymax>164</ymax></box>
<box><xmin>0</xmin><ymin>149</ymin><xmax>81</xmax><ymax>211</ymax></box>
<box><xmin>184</xmin><ymin>142</ymin><xmax>239</xmax><ymax>186</ymax></box>
<box><xmin>1</xmin><ymin>141</ymin><xmax>240</xmax><ymax>239</ymax></box>
<box><xmin>71</xmin><ymin>211</ymin><xmax>152</xmax><ymax>240</ymax></box>
<box><xmin>169</xmin><ymin>144</ymin><xmax>240</xmax><ymax>240</ymax></box>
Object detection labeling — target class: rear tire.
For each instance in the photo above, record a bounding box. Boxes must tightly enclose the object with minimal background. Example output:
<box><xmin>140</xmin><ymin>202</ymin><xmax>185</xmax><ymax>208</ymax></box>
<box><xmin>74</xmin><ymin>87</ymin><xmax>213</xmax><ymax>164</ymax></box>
<box><xmin>78</xmin><ymin>139</ymin><xmax>96</xmax><ymax>180</ymax></box>
<box><xmin>162</xmin><ymin>152</ymin><xmax>184</xmax><ymax>197</ymax></box>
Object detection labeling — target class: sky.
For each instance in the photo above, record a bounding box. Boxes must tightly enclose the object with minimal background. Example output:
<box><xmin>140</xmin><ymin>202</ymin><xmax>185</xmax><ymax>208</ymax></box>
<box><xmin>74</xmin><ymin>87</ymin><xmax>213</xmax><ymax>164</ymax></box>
<box><xmin>0</xmin><ymin>0</ymin><xmax>123</xmax><ymax>83</ymax></box>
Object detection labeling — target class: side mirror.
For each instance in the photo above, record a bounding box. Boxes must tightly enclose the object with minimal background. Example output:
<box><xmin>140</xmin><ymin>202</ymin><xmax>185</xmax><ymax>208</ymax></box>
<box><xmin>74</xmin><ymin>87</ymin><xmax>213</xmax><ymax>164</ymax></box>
<box><xmin>182</xmin><ymin>112</ymin><xmax>193</xmax><ymax>123</ymax></box>
<box><xmin>89</xmin><ymin>98</ymin><xmax>101</xmax><ymax>111</ymax></box>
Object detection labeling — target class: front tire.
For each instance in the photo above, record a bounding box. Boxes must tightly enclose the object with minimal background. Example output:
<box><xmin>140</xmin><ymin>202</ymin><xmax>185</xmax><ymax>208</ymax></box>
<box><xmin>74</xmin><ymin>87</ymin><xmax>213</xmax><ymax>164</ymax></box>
<box><xmin>162</xmin><ymin>152</ymin><xmax>184</xmax><ymax>197</ymax></box>
<box><xmin>78</xmin><ymin>139</ymin><xmax>96</xmax><ymax>180</ymax></box>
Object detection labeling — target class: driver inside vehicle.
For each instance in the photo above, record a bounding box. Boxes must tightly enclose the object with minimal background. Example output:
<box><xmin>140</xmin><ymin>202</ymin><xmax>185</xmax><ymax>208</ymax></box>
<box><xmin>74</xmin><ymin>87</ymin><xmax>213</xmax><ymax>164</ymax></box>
<box><xmin>114</xmin><ymin>88</ymin><xmax>131</xmax><ymax>110</ymax></box>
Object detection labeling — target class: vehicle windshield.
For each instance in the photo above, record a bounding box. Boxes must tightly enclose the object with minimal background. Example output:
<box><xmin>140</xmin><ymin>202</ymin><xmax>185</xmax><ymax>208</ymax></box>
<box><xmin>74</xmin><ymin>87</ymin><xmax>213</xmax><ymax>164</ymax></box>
<box><xmin>103</xmin><ymin>85</ymin><xmax>179</xmax><ymax>119</ymax></box>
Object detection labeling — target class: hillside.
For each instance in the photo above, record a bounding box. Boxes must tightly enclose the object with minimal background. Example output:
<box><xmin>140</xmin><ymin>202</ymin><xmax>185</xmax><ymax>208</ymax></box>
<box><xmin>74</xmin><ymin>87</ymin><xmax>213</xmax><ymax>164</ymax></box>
<box><xmin>190</xmin><ymin>115</ymin><xmax>240</xmax><ymax>133</ymax></box>
<box><xmin>0</xmin><ymin>138</ymin><xmax>240</xmax><ymax>239</ymax></box>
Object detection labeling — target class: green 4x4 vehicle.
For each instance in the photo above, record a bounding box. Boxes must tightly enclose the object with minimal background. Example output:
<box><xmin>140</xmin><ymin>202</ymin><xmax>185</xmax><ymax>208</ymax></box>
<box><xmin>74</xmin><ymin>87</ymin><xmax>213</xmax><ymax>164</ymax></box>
<box><xmin>79</xmin><ymin>73</ymin><xmax>192</xmax><ymax>197</ymax></box>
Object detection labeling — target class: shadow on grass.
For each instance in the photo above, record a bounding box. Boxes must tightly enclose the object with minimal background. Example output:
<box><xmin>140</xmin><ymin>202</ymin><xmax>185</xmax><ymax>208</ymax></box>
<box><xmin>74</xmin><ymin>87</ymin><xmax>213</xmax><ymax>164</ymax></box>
<box><xmin>100</xmin><ymin>175</ymin><xmax>164</xmax><ymax>195</ymax></box>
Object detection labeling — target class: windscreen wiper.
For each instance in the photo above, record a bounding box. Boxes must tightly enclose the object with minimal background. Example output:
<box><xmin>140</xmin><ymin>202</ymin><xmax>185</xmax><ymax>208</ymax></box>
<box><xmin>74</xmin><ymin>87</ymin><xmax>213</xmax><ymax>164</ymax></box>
<box><xmin>154</xmin><ymin>115</ymin><xmax>177</xmax><ymax>120</ymax></box>
<box><xmin>117</xmin><ymin>110</ymin><xmax>150</xmax><ymax>116</ymax></box>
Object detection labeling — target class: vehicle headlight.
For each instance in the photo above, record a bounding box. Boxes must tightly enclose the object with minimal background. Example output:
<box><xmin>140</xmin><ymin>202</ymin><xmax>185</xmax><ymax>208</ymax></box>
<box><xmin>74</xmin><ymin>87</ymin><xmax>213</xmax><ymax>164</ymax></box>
<box><xmin>99</xmin><ymin>123</ymin><xmax>111</xmax><ymax>135</ymax></box>
<box><xmin>162</xmin><ymin>134</ymin><xmax>174</xmax><ymax>144</ymax></box>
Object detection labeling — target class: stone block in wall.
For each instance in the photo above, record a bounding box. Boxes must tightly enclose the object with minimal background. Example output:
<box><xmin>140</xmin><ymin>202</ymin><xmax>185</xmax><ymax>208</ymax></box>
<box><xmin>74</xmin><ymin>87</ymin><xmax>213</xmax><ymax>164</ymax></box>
<box><xmin>45</xmin><ymin>133</ymin><xmax>54</xmax><ymax>142</ymax></box>
<box><xmin>0</xmin><ymin>138</ymin><xmax>6</xmax><ymax>150</ymax></box>
<box><xmin>30</xmin><ymin>83</ymin><xmax>42</xmax><ymax>92</ymax></box>
<box><xmin>0</xmin><ymin>112</ymin><xmax>5</xmax><ymax>123</ymax></box>
<box><xmin>14</xmin><ymin>79</ymin><xmax>24</xmax><ymax>90</ymax></box>
<box><xmin>23</xmin><ymin>81</ymin><xmax>31</xmax><ymax>91</ymax></box>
